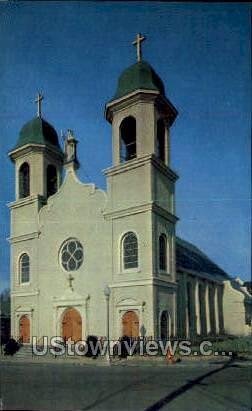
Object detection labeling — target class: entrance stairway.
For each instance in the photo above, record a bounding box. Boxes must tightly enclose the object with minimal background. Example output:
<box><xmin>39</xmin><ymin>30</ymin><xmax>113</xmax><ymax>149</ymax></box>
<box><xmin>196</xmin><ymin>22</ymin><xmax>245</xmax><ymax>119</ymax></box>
<box><xmin>12</xmin><ymin>344</ymin><xmax>110</xmax><ymax>364</ymax></box>
<box><xmin>14</xmin><ymin>345</ymin><xmax>33</xmax><ymax>360</ymax></box>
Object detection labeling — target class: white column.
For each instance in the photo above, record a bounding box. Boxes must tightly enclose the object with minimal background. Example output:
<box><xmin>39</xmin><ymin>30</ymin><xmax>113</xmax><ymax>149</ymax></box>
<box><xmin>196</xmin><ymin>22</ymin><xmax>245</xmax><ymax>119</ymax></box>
<box><xmin>205</xmin><ymin>282</ymin><xmax>211</xmax><ymax>334</ymax></box>
<box><xmin>171</xmin><ymin>234</ymin><xmax>176</xmax><ymax>279</ymax></box>
<box><xmin>185</xmin><ymin>304</ymin><xmax>189</xmax><ymax>338</ymax></box>
<box><xmin>195</xmin><ymin>281</ymin><xmax>200</xmax><ymax>335</ymax></box>
<box><xmin>214</xmin><ymin>285</ymin><xmax>219</xmax><ymax>334</ymax></box>
<box><xmin>185</xmin><ymin>279</ymin><xmax>189</xmax><ymax>338</ymax></box>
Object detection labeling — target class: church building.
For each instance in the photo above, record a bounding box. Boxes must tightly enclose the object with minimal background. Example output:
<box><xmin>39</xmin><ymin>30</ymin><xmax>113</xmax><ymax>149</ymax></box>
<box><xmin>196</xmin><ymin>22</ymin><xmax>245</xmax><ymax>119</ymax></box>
<box><xmin>8</xmin><ymin>35</ymin><xmax>251</xmax><ymax>345</ymax></box>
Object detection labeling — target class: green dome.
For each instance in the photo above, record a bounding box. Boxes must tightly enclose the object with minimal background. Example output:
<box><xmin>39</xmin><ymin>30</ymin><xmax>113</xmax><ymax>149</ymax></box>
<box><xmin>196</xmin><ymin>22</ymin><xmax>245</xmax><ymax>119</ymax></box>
<box><xmin>15</xmin><ymin>117</ymin><xmax>62</xmax><ymax>151</ymax></box>
<box><xmin>113</xmin><ymin>61</ymin><xmax>165</xmax><ymax>100</ymax></box>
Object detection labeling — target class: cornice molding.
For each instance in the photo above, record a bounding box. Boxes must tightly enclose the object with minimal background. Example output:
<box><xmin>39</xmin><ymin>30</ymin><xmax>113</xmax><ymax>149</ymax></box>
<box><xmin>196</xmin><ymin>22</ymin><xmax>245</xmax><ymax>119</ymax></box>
<box><xmin>8</xmin><ymin>231</ymin><xmax>40</xmax><ymax>244</ymax></box>
<box><xmin>110</xmin><ymin>277</ymin><xmax>177</xmax><ymax>289</ymax></box>
<box><xmin>105</xmin><ymin>90</ymin><xmax>177</xmax><ymax>125</ymax></box>
<box><xmin>104</xmin><ymin>201</ymin><xmax>178</xmax><ymax>223</ymax></box>
<box><xmin>104</xmin><ymin>202</ymin><xmax>151</xmax><ymax>220</ymax></box>
<box><xmin>11</xmin><ymin>289</ymin><xmax>40</xmax><ymax>297</ymax></box>
<box><xmin>151</xmin><ymin>155</ymin><xmax>179</xmax><ymax>181</ymax></box>
<box><xmin>105</xmin><ymin>90</ymin><xmax>159</xmax><ymax>122</ymax></box>
<box><xmin>176</xmin><ymin>266</ymin><xmax>226</xmax><ymax>284</ymax></box>
<box><xmin>152</xmin><ymin>203</ymin><xmax>179</xmax><ymax>223</ymax></box>
<box><xmin>8</xmin><ymin>143</ymin><xmax>64</xmax><ymax>162</ymax></box>
<box><xmin>8</xmin><ymin>194</ymin><xmax>46</xmax><ymax>210</ymax></box>
<box><xmin>104</xmin><ymin>153</ymin><xmax>151</xmax><ymax>176</ymax></box>
<box><xmin>104</xmin><ymin>153</ymin><xmax>178</xmax><ymax>182</ymax></box>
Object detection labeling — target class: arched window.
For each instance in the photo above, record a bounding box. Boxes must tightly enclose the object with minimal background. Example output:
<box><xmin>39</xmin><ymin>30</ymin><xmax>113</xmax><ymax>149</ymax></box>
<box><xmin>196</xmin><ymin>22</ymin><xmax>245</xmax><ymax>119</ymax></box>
<box><xmin>120</xmin><ymin>116</ymin><xmax>136</xmax><ymax>162</ymax></box>
<box><xmin>19</xmin><ymin>253</ymin><xmax>30</xmax><ymax>283</ymax></box>
<box><xmin>19</xmin><ymin>162</ymin><xmax>30</xmax><ymax>198</ymax></box>
<box><xmin>122</xmin><ymin>232</ymin><xmax>138</xmax><ymax>270</ymax></box>
<box><xmin>47</xmin><ymin>165</ymin><xmax>57</xmax><ymax>197</ymax></box>
<box><xmin>159</xmin><ymin>234</ymin><xmax>167</xmax><ymax>271</ymax></box>
<box><xmin>157</xmin><ymin>119</ymin><xmax>165</xmax><ymax>162</ymax></box>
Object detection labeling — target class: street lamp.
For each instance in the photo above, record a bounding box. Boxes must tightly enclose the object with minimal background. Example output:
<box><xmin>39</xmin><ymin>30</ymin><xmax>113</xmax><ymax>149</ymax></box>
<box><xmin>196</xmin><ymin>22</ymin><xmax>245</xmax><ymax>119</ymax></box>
<box><xmin>104</xmin><ymin>285</ymin><xmax>111</xmax><ymax>364</ymax></box>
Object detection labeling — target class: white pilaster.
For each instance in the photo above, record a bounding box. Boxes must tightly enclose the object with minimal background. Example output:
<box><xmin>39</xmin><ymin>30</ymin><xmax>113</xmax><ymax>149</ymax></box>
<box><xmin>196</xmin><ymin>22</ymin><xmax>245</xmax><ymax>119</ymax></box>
<box><xmin>214</xmin><ymin>285</ymin><xmax>219</xmax><ymax>334</ymax></box>
<box><xmin>195</xmin><ymin>281</ymin><xmax>200</xmax><ymax>335</ymax></box>
<box><xmin>205</xmin><ymin>282</ymin><xmax>210</xmax><ymax>334</ymax></box>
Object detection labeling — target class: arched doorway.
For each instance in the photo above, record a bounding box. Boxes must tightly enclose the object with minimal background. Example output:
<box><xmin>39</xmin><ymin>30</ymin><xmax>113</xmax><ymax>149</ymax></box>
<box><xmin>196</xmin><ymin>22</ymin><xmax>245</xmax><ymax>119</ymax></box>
<box><xmin>19</xmin><ymin>315</ymin><xmax>30</xmax><ymax>343</ymax></box>
<box><xmin>160</xmin><ymin>311</ymin><xmax>169</xmax><ymax>341</ymax></box>
<box><xmin>122</xmin><ymin>310</ymin><xmax>139</xmax><ymax>338</ymax></box>
<box><xmin>62</xmin><ymin>308</ymin><xmax>82</xmax><ymax>342</ymax></box>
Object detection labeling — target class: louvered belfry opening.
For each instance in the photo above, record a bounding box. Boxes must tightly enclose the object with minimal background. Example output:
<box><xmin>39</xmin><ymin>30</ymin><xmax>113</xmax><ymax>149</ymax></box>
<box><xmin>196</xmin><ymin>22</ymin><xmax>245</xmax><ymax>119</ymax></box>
<box><xmin>120</xmin><ymin>116</ymin><xmax>136</xmax><ymax>162</ymax></box>
<box><xmin>19</xmin><ymin>162</ymin><xmax>30</xmax><ymax>198</ymax></box>
<box><xmin>47</xmin><ymin>164</ymin><xmax>57</xmax><ymax>198</ymax></box>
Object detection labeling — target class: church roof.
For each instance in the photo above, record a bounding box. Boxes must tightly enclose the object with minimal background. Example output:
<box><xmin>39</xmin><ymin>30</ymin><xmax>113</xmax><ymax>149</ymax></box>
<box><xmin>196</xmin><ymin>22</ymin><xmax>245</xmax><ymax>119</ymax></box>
<box><xmin>15</xmin><ymin>117</ymin><xmax>62</xmax><ymax>151</ymax></box>
<box><xmin>113</xmin><ymin>60</ymin><xmax>165</xmax><ymax>100</ymax></box>
<box><xmin>176</xmin><ymin>237</ymin><xmax>229</xmax><ymax>279</ymax></box>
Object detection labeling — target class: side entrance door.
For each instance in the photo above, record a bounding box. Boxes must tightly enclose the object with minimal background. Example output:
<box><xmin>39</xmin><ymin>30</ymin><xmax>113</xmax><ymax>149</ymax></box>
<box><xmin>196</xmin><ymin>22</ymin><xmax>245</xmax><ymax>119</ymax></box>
<box><xmin>19</xmin><ymin>315</ymin><xmax>30</xmax><ymax>343</ymax></box>
<box><xmin>122</xmin><ymin>310</ymin><xmax>139</xmax><ymax>338</ymax></box>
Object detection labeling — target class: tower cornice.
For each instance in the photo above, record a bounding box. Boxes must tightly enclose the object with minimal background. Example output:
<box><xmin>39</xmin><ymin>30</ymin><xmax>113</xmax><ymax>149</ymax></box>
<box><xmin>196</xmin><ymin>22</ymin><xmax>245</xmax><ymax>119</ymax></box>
<box><xmin>7</xmin><ymin>194</ymin><xmax>46</xmax><ymax>210</ymax></box>
<box><xmin>105</xmin><ymin>89</ymin><xmax>177</xmax><ymax>125</ymax></box>
<box><xmin>103</xmin><ymin>153</ymin><xmax>179</xmax><ymax>182</ymax></box>
<box><xmin>8</xmin><ymin>143</ymin><xmax>64</xmax><ymax>162</ymax></box>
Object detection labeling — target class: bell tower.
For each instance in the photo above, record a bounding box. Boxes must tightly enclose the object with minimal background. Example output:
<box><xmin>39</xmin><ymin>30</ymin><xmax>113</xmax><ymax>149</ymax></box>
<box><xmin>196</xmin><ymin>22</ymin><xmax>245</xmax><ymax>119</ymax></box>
<box><xmin>8</xmin><ymin>93</ymin><xmax>64</xmax><ymax>239</ymax></box>
<box><xmin>104</xmin><ymin>35</ymin><xmax>179</xmax><ymax>338</ymax></box>
<box><xmin>9</xmin><ymin>93</ymin><xmax>64</xmax><ymax>202</ymax></box>
<box><xmin>105</xmin><ymin>34</ymin><xmax>178</xmax><ymax>215</ymax></box>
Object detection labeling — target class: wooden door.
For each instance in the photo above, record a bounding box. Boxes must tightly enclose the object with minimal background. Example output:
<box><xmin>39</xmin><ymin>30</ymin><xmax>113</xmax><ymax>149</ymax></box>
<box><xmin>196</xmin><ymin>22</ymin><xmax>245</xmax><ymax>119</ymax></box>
<box><xmin>62</xmin><ymin>308</ymin><xmax>82</xmax><ymax>342</ymax></box>
<box><xmin>122</xmin><ymin>311</ymin><xmax>139</xmax><ymax>338</ymax></box>
<box><xmin>19</xmin><ymin>315</ymin><xmax>30</xmax><ymax>343</ymax></box>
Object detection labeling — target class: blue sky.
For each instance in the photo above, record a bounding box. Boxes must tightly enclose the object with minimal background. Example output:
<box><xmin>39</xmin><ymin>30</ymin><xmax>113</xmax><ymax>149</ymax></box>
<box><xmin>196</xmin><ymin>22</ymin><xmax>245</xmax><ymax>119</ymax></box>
<box><xmin>0</xmin><ymin>2</ymin><xmax>251</xmax><ymax>290</ymax></box>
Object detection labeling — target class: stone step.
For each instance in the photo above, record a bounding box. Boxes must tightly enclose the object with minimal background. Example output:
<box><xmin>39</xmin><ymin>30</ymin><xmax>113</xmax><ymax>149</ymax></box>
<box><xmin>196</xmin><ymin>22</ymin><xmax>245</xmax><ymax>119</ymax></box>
<box><xmin>13</xmin><ymin>346</ymin><xmax>110</xmax><ymax>363</ymax></box>
<box><xmin>15</xmin><ymin>345</ymin><xmax>33</xmax><ymax>358</ymax></box>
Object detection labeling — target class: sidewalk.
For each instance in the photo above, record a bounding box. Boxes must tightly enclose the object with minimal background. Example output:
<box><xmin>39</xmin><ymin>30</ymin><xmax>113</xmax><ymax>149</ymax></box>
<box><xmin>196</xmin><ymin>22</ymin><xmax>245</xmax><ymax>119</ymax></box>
<box><xmin>1</xmin><ymin>352</ymin><xmax>242</xmax><ymax>367</ymax></box>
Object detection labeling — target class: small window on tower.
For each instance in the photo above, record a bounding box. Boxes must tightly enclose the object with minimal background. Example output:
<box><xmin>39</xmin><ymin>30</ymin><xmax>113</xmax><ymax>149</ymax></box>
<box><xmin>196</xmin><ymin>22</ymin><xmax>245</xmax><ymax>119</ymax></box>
<box><xmin>19</xmin><ymin>253</ymin><xmax>30</xmax><ymax>284</ymax></box>
<box><xmin>122</xmin><ymin>232</ymin><xmax>138</xmax><ymax>270</ymax></box>
<box><xmin>120</xmin><ymin>116</ymin><xmax>136</xmax><ymax>162</ymax></box>
<box><xmin>157</xmin><ymin>119</ymin><xmax>165</xmax><ymax>162</ymax></box>
<box><xmin>47</xmin><ymin>165</ymin><xmax>57</xmax><ymax>197</ymax></box>
<box><xmin>19</xmin><ymin>162</ymin><xmax>30</xmax><ymax>198</ymax></box>
<box><xmin>159</xmin><ymin>234</ymin><xmax>167</xmax><ymax>271</ymax></box>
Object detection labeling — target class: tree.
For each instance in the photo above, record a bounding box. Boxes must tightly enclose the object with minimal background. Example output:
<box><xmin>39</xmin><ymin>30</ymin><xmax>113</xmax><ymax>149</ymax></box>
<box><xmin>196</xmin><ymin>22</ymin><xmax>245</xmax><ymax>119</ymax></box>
<box><xmin>0</xmin><ymin>288</ymin><xmax>10</xmax><ymax>316</ymax></box>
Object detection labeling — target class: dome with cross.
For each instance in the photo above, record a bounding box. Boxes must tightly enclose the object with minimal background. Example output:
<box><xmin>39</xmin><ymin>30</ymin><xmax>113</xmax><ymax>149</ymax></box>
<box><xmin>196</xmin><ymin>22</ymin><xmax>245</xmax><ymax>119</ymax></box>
<box><xmin>16</xmin><ymin>116</ymin><xmax>61</xmax><ymax>150</ymax></box>
<box><xmin>14</xmin><ymin>93</ymin><xmax>62</xmax><ymax>152</ymax></box>
<box><xmin>111</xmin><ymin>34</ymin><xmax>165</xmax><ymax>101</ymax></box>
<box><xmin>113</xmin><ymin>60</ymin><xmax>165</xmax><ymax>101</ymax></box>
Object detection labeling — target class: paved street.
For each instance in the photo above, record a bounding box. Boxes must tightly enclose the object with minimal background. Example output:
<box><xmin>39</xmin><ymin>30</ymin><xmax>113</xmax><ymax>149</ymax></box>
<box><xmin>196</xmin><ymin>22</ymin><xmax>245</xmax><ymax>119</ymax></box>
<box><xmin>0</xmin><ymin>359</ymin><xmax>251</xmax><ymax>411</ymax></box>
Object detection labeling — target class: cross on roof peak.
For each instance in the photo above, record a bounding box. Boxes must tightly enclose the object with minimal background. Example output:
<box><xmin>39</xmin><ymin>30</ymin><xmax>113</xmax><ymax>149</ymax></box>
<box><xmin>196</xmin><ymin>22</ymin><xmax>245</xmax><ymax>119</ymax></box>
<box><xmin>132</xmin><ymin>33</ymin><xmax>146</xmax><ymax>62</ymax></box>
<box><xmin>35</xmin><ymin>92</ymin><xmax>44</xmax><ymax>118</ymax></box>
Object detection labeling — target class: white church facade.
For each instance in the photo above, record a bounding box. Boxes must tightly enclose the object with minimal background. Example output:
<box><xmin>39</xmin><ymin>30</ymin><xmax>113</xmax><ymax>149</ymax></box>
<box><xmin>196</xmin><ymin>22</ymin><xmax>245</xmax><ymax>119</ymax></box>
<box><xmin>8</xmin><ymin>35</ymin><xmax>251</xmax><ymax>344</ymax></box>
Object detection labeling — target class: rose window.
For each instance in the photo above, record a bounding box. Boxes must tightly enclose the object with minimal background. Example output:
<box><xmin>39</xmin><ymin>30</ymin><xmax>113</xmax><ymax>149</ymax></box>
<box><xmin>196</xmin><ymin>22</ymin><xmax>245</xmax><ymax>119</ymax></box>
<box><xmin>60</xmin><ymin>239</ymin><xmax>84</xmax><ymax>271</ymax></box>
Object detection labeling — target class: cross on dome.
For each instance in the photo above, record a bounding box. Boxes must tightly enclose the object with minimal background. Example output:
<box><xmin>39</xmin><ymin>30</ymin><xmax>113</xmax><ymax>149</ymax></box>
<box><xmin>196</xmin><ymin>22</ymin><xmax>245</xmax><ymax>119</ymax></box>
<box><xmin>35</xmin><ymin>92</ymin><xmax>44</xmax><ymax>118</ymax></box>
<box><xmin>132</xmin><ymin>33</ymin><xmax>146</xmax><ymax>62</ymax></box>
